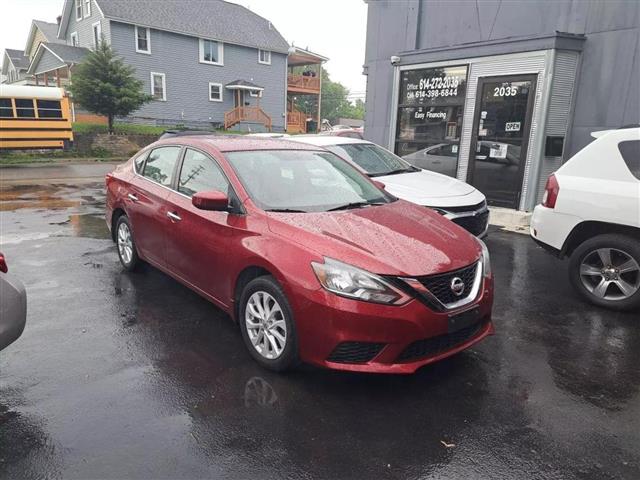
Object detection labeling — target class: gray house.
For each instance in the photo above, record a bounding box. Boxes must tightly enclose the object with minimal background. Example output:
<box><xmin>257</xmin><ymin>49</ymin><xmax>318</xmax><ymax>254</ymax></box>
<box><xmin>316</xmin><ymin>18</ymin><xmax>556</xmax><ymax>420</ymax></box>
<box><xmin>27</xmin><ymin>0</ymin><xmax>294</xmax><ymax>132</ymax></box>
<box><xmin>1</xmin><ymin>49</ymin><xmax>30</xmax><ymax>84</ymax></box>
<box><xmin>363</xmin><ymin>0</ymin><xmax>639</xmax><ymax>211</ymax></box>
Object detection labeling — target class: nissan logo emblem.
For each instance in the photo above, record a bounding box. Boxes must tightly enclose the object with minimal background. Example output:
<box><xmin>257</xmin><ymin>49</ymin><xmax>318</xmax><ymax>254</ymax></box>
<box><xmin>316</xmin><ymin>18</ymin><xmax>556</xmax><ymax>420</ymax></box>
<box><xmin>450</xmin><ymin>277</ymin><xmax>465</xmax><ymax>296</ymax></box>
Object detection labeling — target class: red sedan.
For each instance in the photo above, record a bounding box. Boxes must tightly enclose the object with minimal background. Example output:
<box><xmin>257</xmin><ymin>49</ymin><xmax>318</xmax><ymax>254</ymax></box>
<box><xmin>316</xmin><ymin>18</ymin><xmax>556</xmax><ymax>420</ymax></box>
<box><xmin>106</xmin><ymin>136</ymin><xmax>494</xmax><ymax>373</ymax></box>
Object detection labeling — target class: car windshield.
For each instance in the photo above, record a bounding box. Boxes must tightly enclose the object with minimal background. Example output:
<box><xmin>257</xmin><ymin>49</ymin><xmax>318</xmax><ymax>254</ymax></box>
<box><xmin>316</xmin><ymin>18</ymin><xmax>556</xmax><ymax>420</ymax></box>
<box><xmin>325</xmin><ymin>143</ymin><xmax>419</xmax><ymax>177</ymax></box>
<box><xmin>225</xmin><ymin>149</ymin><xmax>392</xmax><ymax>212</ymax></box>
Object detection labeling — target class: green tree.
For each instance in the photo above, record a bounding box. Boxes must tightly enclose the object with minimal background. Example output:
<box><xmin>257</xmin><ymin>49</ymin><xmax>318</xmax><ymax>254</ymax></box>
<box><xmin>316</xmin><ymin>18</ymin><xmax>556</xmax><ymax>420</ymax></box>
<box><xmin>69</xmin><ymin>41</ymin><xmax>151</xmax><ymax>133</ymax></box>
<box><xmin>294</xmin><ymin>68</ymin><xmax>364</xmax><ymax>125</ymax></box>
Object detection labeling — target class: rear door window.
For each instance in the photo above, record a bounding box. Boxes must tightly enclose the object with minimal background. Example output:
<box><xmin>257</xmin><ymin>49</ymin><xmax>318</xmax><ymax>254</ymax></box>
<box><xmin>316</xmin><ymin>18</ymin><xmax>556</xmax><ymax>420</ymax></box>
<box><xmin>142</xmin><ymin>146</ymin><xmax>182</xmax><ymax>187</ymax></box>
<box><xmin>133</xmin><ymin>150</ymin><xmax>149</xmax><ymax>173</ymax></box>
<box><xmin>618</xmin><ymin>140</ymin><xmax>640</xmax><ymax>180</ymax></box>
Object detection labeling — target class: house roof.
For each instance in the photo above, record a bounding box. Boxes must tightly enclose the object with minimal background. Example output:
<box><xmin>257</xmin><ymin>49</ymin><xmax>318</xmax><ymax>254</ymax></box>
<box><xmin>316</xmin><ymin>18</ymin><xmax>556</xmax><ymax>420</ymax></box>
<box><xmin>27</xmin><ymin>43</ymin><xmax>90</xmax><ymax>75</ymax></box>
<box><xmin>33</xmin><ymin>20</ymin><xmax>63</xmax><ymax>42</ymax></box>
<box><xmin>5</xmin><ymin>49</ymin><xmax>29</xmax><ymax>70</ymax></box>
<box><xmin>225</xmin><ymin>79</ymin><xmax>264</xmax><ymax>91</ymax></box>
<box><xmin>58</xmin><ymin>0</ymin><xmax>289</xmax><ymax>53</ymax></box>
<box><xmin>25</xmin><ymin>20</ymin><xmax>65</xmax><ymax>56</ymax></box>
<box><xmin>45</xmin><ymin>43</ymin><xmax>90</xmax><ymax>64</ymax></box>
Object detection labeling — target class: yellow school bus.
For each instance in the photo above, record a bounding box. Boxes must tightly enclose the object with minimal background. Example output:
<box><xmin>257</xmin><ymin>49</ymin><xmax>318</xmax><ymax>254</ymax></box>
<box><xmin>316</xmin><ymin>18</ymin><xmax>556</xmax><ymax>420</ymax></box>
<box><xmin>0</xmin><ymin>85</ymin><xmax>74</xmax><ymax>150</ymax></box>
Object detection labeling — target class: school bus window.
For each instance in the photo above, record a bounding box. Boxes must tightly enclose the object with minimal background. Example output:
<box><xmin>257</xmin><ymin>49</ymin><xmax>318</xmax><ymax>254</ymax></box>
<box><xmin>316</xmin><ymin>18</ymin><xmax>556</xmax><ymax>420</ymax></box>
<box><xmin>0</xmin><ymin>98</ymin><xmax>13</xmax><ymax>118</ymax></box>
<box><xmin>15</xmin><ymin>99</ymin><xmax>36</xmax><ymax>118</ymax></box>
<box><xmin>37</xmin><ymin>100</ymin><xmax>64</xmax><ymax>118</ymax></box>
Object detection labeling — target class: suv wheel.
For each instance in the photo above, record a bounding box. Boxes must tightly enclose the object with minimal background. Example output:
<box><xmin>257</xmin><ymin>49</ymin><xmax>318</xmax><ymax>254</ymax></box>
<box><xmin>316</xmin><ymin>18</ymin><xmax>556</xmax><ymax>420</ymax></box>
<box><xmin>569</xmin><ymin>234</ymin><xmax>640</xmax><ymax>311</ymax></box>
<box><xmin>239</xmin><ymin>276</ymin><xmax>299</xmax><ymax>371</ymax></box>
<box><xmin>115</xmin><ymin>215</ymin><xmax>140</xmax><ymax>272</ymax></box>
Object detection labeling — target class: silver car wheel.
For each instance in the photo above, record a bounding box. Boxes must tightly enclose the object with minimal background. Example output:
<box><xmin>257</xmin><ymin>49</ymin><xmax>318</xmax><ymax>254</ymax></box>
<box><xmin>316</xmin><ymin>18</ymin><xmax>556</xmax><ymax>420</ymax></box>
<box><xmin>245</xmin><ymin>291</ymin><xmax>287</xmax><ymax>360</ymax></box>
<box><xmin>580</xmin><ymin>247</ymin><xmax>640</xmax><ymax>301</ymax></box>
<box><xmin>117</xmin><ymin>222</ymin><xmax>134</xmax><ymax>265</ymax></box>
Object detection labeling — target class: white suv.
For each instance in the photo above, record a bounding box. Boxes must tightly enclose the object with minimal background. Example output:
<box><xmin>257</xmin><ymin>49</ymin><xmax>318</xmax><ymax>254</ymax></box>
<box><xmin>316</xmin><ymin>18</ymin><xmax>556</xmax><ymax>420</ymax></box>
<box><xmin>531</xmin><ymin>126</ymin><xmax>640</xmax><ymax>311</ymax></box>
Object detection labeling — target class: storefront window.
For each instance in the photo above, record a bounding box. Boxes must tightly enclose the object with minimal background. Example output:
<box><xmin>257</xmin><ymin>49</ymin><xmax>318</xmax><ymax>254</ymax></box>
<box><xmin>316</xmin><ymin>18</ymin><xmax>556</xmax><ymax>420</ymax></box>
<box><xmin>395</xmin><ymin>65</ymin><xmax>468</xmax><ymax>177</ymax></box>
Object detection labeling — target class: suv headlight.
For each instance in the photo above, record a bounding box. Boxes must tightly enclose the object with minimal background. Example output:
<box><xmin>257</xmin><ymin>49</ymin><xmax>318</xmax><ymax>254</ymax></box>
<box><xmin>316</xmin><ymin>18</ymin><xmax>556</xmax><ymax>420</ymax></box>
<box><xmin>477</xmin><ymin>239</ymin><xmax>492</xmax><ymax>278</ymax></box>
<box><xmin>311</xmin><ymin>258</ymin><xmax>409</xmax><ymax>305</ymax></box>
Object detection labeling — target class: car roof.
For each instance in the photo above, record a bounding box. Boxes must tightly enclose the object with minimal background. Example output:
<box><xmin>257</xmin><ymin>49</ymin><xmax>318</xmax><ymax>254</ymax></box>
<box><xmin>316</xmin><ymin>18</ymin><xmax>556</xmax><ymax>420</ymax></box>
<box><xmin>152</xmin><ymin>135</ymin><xmax>323</xmax><ymax>153</ymax></box>
<box><xmin>287</xmin><ymin>135</ymin><xmax>370</xmax><ymax>147</ymax></box>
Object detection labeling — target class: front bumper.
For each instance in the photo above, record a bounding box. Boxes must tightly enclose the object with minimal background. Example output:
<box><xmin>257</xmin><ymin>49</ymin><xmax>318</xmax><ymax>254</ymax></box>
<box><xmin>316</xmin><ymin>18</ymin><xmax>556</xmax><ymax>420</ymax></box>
<box><xmin>291</xmin><ymin>276</ymin><xmax>494</xmax><ymax>374</ymax></box>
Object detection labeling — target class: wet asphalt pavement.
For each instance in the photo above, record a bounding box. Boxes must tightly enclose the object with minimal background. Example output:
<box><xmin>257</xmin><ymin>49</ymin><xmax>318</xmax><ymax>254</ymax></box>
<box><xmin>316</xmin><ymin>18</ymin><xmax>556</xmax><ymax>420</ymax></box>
<box><xmin>0</xmin><ymin>179</ymin><xmax>638</xmax><ymax>480</ymax></box>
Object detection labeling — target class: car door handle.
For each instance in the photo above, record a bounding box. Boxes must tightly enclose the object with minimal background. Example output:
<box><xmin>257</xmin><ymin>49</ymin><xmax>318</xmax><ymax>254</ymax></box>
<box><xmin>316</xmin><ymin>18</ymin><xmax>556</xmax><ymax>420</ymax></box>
<box><xmin>127</xmin><ymin>193</ymin><xmax>138</xmax><ymax>202</ymax></box>
<box><xmin>167</xmin><ymin>211</ymin><xmax>182</xmax><ymax>222</ymax></box>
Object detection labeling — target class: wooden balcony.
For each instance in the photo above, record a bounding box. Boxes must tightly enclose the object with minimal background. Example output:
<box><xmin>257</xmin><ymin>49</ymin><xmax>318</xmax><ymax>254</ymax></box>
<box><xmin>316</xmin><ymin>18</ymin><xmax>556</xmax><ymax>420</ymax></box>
<box><xmin>224</xmin><ymin>106</ymin><xmax>272</xmax><ymax>131</ymax></box>
<box><xmin>287</xmin><ymin>74</ymin><xmax>320</xmax><ymax>94</ymax></box>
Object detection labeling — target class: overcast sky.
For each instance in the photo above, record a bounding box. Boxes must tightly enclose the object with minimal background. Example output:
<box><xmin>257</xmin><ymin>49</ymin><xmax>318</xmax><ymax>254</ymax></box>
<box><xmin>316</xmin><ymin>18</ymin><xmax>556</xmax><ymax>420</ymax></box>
<box><xmin>1</xmin><ymin>0</ymin><xmax>368</xmax><ymax>100</ymax></box>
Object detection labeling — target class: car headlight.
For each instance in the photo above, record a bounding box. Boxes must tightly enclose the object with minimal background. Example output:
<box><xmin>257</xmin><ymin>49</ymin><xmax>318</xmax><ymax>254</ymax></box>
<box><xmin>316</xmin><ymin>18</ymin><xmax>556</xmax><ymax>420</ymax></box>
<box><xmin>311</xmin><ymin>258</ymin><xmax>410</xmax><ymax>305</ymax></box>
<box><xmin>477</xmin><ymin>239</ymin><xmax>492</xmax><ymax>278</ymax></box>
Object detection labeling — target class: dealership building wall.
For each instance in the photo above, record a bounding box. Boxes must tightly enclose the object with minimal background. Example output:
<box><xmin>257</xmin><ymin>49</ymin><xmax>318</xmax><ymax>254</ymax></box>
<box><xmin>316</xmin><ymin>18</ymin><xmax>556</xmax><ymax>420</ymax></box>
<box><xmin>363</xmin><ymin>0</ymin><xmax>639</xmax><ymax>211</ymax></box>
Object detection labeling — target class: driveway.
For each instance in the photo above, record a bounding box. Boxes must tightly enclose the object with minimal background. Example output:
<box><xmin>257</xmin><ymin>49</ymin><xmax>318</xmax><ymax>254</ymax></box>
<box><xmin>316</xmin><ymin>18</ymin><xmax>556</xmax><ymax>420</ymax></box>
<box><xmin>0</xmin><ymin>181</ymin><xmax>638</xmax><ymax>479</ymax></box>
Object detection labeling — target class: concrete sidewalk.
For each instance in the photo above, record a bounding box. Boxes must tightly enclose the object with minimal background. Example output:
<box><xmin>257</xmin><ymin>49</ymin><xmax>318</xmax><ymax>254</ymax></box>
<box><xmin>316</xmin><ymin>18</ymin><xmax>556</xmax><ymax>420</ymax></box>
<box><xmin>0</xmin><ymin>162</ymin><xmax>120</xmax><ymax>185</ymax></box>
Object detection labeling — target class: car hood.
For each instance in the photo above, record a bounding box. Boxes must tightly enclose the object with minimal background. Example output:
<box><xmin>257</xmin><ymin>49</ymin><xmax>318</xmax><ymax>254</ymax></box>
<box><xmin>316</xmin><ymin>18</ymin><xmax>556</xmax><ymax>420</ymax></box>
<box><xmin>377</xmin><ymin>170</ymin><xmax>484</xmax><ymax>207</ymax></box>
<box><xmin>266</xmin><ymin>200</ymin><xmax>481</xmax><ymax>277</ymax></box>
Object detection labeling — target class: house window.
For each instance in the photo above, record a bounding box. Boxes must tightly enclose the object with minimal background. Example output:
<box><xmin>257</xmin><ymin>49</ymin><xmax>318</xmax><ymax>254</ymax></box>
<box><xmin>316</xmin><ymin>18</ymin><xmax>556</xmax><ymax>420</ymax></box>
<box><xmin>135</xmin><ymin>26</ymin><xmax>150</xmax><ymax>54</ymax></box>
<box><xmin>249</xmin><ymin>90</ymin><xmax>262</xmax><ymax>98</ymax></box>
<box><xmin>258</xmin><ymin>49</ymin><xmax>271</xmax><ymax>65</ymax></box>
<box><xmin>75</xmin><ymin>0</ymin><xmax>83</xmax><ymax>20</ymax></box>
<box><xmin>84</xmin><ymin>0</ymin><xmax>91</xmax><ymax>17</ymax></box>
<box><xmin>150</xmin><ymin>72</ymin><xmax>166</xmax><ymax>101</ymax></box>
<box><xmin>209</xmin><ymin>83</ymin><xmax>223</xmax><ymax>102</ymax></box>
<box><xmin>199</xmin><ymin>39</ymin><xmax>223</xmax><ymax>65</ymax></box>
<box><xmin>70</xmin><ymin>32</ymin><xmax>78</xmax><ymax>46</ymax></box>
<box><xmin>92</xmin><ymin>22</ymin><xmax>101</xmax><ymax>48</ymax></box>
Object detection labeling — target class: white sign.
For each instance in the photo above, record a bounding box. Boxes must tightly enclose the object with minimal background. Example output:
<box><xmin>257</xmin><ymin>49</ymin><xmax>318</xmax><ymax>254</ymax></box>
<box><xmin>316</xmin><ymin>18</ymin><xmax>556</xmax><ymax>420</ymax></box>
<box><xmin>505</xmin><ymin>122</ymin><xmax>521</xmax><ymax>132</ymax></box>
<box><xmin>490</xmin><ymin>144</ymin><xmax>508</xmax><ymax>159</ymax></box>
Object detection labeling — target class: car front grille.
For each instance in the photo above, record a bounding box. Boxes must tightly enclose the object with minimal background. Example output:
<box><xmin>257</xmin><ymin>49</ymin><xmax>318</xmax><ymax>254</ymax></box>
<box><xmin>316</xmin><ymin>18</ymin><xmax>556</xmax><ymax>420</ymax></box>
<box><xmin>326</xmin><ymin>341</ymin><xmax>385</xmax><ymax>364</ymax></box>
<box><xmin>416</xmin><ymin>262</ymin><xmax>479</xmax><ymax>306</ymax></box>
<box><xmin>451</xmin><ymin>210</ymin><xmax>490</xmax><ymax>237</ymax></box>
<box><xmin>397</xmin><ymin>319</ymin><xmax>487</xmax><ymax>362</ymax></box>
<box><xmin>434</xmin><ymin>201</ymin><xmax>486</xmax><ymax>214</ymax></box>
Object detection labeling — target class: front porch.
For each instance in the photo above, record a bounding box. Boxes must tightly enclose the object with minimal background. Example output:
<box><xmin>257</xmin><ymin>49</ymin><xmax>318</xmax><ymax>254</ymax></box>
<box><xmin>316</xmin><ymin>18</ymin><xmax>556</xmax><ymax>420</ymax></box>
<box><xmin>223</xmin><ymin>79</ymin><xmax>272</xmax><ymax>131</ymax></box>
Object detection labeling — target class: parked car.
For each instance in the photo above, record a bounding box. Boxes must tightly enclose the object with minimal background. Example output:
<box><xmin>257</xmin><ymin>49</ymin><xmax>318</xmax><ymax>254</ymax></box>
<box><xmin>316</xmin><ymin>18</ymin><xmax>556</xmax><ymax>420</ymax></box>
<box><xmin>402</xmin><ymin>143</ymin><xmax>460</xmax><ymax>177</ymax></box>
<box><xmin>288</xmin><ymin>136</ymin><xmax>489</xmax><ymax>237</ymax></box>
<box><xmin>317</xmin><ymin>129</ymin><xmax>364</xmax><ymax>139</ymax></box>
<box><xmin>0</xmin><ymin>253</ymin><xmax>27</xmax><ymax>351</ymax></box>
<box><xmin>531</xmin><ymin>126</ymin><xmax>640</xmax><ymax>311</ymax></box>
<box><xmin>106</xmin><ymin>137</ymin><xmax>494</xmax><ymax>373</ymax></box>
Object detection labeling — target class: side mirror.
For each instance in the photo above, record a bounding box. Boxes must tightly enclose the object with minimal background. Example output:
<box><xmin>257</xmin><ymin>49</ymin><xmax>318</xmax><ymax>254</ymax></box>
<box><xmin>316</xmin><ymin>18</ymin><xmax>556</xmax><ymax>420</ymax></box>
<box><xmin>373</xmin><ymin>180</ymin><xmax>386</xmax><ymax>190</ymax></box>
<box><xmin>192</xmin><ymin>191</ymin><xmax>229</xmax><ymax>211</ymax></box>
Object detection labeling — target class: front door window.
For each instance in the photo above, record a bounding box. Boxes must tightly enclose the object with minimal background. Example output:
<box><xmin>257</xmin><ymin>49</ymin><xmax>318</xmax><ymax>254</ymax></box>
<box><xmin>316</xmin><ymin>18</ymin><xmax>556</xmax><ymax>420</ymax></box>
<box><xmin>468</xmin><ymin>75</ymin><xmax>537</xmax><ymax>209</ymax></box>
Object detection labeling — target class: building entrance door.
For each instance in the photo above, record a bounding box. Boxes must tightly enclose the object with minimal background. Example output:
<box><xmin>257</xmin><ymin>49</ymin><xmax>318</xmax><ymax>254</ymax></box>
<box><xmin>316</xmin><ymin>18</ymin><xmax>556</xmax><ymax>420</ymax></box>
<box><xmin>467</xmin><ymin>75</ymin><xmax>537</xmax><ymax>209</ymax></box>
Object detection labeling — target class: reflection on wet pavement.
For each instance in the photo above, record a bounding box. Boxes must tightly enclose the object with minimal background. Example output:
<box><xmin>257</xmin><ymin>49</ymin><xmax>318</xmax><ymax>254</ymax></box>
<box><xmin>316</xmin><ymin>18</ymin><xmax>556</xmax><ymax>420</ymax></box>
<box><xmin>0</xmin><ymin>182</ymin><xmax>638</xmax><ymax>479</ymax></box>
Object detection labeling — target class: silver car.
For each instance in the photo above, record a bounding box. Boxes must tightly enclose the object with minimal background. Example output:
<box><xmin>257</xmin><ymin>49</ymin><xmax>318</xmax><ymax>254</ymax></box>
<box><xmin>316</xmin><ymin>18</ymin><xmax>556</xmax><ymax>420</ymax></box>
<box><xmin>0</xmin><ymin>253</ymin><xmax>27</xmax><ymax>351</ymax></box>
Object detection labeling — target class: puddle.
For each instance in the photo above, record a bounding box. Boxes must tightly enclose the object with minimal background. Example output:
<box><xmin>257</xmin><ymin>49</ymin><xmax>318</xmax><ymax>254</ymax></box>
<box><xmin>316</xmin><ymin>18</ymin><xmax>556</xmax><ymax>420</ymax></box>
<box><xmin>66</xmin><ymin>214</ymin><xmax>110</xmax><ymax>240</ymax></box>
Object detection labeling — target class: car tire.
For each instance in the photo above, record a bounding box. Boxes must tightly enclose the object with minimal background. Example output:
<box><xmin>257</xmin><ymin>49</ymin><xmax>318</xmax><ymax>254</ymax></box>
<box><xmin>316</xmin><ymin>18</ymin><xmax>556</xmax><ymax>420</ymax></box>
<box><xmin>568</xmin><ymin>233</ymin><xmax>640</xmax><ymax>311</ymax></box>
<box><xmin>239</xmin><ymin>276</ymin><xmax>300</xmax><ymax>371</ymax></box>
<box><xmin>115</xmin><ymin>215</ymin><xmax>141</xmax><ymax>272</ymax></box>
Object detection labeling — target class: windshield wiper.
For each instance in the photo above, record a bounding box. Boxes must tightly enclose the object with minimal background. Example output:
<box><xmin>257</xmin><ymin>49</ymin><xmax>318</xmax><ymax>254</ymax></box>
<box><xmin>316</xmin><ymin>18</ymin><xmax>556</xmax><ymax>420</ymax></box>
<box><xmin>370</xmin><ymin>166</ymin><xmax>419</xmax><ymax>177</ymax></box>
<box><xmin>326</xmin><ymin>201</ymin><xmax>384</xmax><ymax>212</ymax></box>
<box><xmin>265</xmin><ymin>208</ymin><xmax>308</xmax><ymax>213</ymax></box>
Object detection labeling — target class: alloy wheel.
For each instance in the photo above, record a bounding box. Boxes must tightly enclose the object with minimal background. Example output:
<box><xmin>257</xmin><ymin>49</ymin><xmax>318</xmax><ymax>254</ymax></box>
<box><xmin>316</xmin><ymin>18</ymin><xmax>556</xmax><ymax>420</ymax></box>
<box><xmin>579</xmin><ymin>247</ymin><xmax>640</xmax><ymax>301</ymax></box>
<box><xmin>117</xmin><ymin>222</ymin><xmax>134</xmax><ymax>265</ymax></box>
<box><xmin>245</xmin><ymin>291</ymin><xmax>288</xmax><ymax>360</ymax></box>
